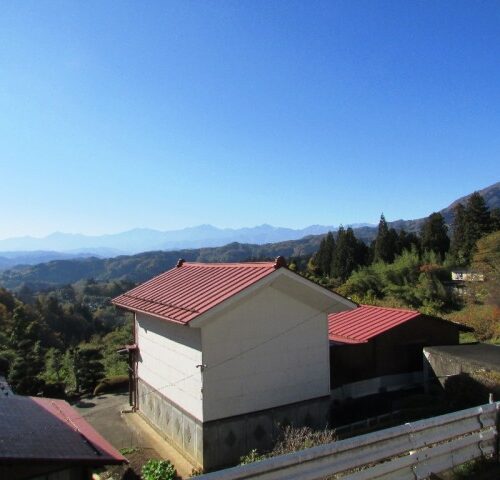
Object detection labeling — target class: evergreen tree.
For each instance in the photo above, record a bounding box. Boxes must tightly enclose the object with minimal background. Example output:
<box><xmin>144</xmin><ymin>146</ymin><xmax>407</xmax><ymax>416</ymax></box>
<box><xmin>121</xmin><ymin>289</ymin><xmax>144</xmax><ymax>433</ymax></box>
<box><xmin>331</xmin><ymin>227</ymin><xmax>366</xmax><ymax>282</ymax></box>
<box><xmin>373</xmin><ymin>214</ymin><xmax>397</xmax><ymax>263</ymax></box>
<box><xmin>420</xmin><ymin>212</ymin><xmax>450</xmax><ymax>259</ymax></box>
<box><xmin>490</xmin><ymin>208</ymin><xmax>500</xmax><ymax>232</ymax></box>
<box><xmin>314</xmin><ymin>231</ymin><xmax>335</xmax><ymax>276</ymax></box>
<box><xmin>451</xmin><ymin>193</ymin><xmax>492</xmax><ymax>264</ymax></box>
<box><xmin>464</xmin><ymin>192</ymin><xmax>492</xmax><ymax>245</ymax></box>
<box><xmin>8</xmin><ymin>305</ymin><xmax>45</xmax><ymax>395</ymax></box>
<box><xmin>451</xmin><ymin>203</ymin><xmax>468</xmax><ymax>263</ymax></box>
<box><xmin>73</xmin><ymin>346</ymin><xmax>105</xmax><ymax>393</ymax></box>
<box><xmin>396</xmin><ymin>230</ymin><xmax>421</xmax><ymax>255</ymax></box>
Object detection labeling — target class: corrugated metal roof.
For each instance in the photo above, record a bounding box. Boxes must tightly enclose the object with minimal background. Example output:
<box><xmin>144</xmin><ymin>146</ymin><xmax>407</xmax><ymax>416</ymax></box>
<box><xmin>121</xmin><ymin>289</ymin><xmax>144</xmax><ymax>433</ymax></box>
<box><xmin>328</xmin><ymin>305</ymin><xmax>421</xmax><ymax>344</ymax></box>
<box><xmin>0</xmin><ymin>395</ymin><xmax>125</xmax><ymax>464</ymax></box>
<box><xmin>112</xmin><ymin>261</ymin><xmax>280</xmax><ymax>324</ymax></box>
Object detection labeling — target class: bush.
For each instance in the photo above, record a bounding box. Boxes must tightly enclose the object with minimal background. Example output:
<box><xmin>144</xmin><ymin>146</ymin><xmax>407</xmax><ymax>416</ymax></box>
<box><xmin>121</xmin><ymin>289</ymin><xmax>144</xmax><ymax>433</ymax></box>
<box><xmin>142</xmin><ymin>459</ymin><xmax>176</xmax><ymax>480</ymax></box>
<box><xmin>93</xmin><ymin>375</ymin><xmax>129</xmax><ymax>396</ymax></box>
<box><xmin>271</xmin><ymin>425</ymin><xmax>337</xmax><ymax>456</ymax></box>
<box><xmin>239</xmin><ymin>425</ymin><xmax>337</xmax><ymax>465</ymax></box>
<box><xmin>239</xmin><ymin>449</ymin><xmax>266</xmax><ymax>465</ymax></box>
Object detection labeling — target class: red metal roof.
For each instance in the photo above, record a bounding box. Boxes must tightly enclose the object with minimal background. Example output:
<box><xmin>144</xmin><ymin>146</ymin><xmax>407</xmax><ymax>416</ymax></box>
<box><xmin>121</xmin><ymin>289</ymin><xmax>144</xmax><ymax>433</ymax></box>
<box><xmin>112</xmin><ymin>260</ymin><xmax>281</xmax><ymax>324</ymax></box>
<box><xmin>0</xmin><ymin>395</ymin><xmax>126</xmax><ymax>465</ymax></box>
<box><xmin>328</xmin><ymin>305</ymin><xmax>421</xmax><ymax>344</ymax></box>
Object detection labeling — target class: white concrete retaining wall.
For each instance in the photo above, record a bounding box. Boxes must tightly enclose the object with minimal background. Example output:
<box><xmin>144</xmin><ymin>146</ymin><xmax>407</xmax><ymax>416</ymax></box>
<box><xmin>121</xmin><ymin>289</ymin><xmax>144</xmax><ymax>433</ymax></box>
<box><xmin>331</xmin><ymin>371</ymin><xmax>424</xmax><ymax>401</ymax></box>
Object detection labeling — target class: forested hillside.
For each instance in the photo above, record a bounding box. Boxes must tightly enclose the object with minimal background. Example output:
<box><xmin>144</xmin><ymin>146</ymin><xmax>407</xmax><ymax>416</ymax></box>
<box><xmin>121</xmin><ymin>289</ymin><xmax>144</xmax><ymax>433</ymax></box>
<box><xmin>0</xmin><ymin>237</ymin><xmax>323</xmax><ymax>290</ymax></box>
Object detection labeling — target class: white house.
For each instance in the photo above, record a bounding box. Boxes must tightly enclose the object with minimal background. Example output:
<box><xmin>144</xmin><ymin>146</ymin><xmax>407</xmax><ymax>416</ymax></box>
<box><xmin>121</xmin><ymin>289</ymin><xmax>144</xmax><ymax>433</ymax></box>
<box><xmin>113</xmin><ymin>257</ymin><xmax>356</xmax><ymax>469</ymax></box>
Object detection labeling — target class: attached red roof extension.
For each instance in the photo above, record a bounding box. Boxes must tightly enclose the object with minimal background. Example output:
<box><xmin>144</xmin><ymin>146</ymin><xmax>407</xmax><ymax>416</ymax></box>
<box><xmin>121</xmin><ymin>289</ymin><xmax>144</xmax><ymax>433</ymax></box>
<box><xmin>328</xmin><ymin>305</ymin><xmax>421</xmax><ymax>344</ymax></box>
<box><xmin>112</xmin><ymin>260</ymin><xmax>281</xmax><ymax>324</ymax></box>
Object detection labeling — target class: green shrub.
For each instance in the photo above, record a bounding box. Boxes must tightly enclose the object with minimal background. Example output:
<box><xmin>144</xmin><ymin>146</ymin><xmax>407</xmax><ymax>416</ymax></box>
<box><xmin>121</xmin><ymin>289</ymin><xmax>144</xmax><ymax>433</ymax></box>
<box><xmin>93</xmin><ymin>375</ymin><xmax>128</xmax><ymax>396</ymax></box>
<box><xmin>119</xmin><ymin>446</ymin><xmax>138</xmax><ymax>455</ymax></box>
<box><xmin>239</xmin><ymin>449</ymin><xmax>266</xmax><ymax>465</ymax></box>
<box><xmin>142</xmin><ymin>459</ymin><xmax>176</xmax><ymax>480</ymax></box>
<box><xmin>271</xmin><ymin>425</ymin><xmax>337</xmax><ymax>456</ymax></box>
<box><xmin>239</xmin><ymin>425</ymin><xmax>337</xmax><ymax>465</ymax></box>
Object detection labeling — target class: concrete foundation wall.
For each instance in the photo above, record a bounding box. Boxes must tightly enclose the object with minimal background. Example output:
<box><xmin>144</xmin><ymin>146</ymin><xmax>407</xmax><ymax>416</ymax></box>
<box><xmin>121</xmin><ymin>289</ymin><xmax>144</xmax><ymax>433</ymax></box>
<box><xmin>138</xmin><ymin>378</ymin><xmax>203</xmax><ymax>467</ymax></box>
<box><xmin>138</xmin><ymin>378</ymin><xmax>330</xmax><ymax>471</ymax></box>
<box><xmin>202</xmin><ymin>395</ymin><xmax>331</xmax><ymax>470</ymax></box>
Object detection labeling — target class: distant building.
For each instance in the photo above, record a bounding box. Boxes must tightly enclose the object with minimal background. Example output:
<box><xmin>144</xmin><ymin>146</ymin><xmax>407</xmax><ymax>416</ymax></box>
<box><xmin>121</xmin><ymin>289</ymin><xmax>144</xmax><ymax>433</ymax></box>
<box><xmin>0</xmin><ymin>394</ymin><xmax>125</xmax><ymax>480</ymax></box>
<box><xmin>113</xmin><ymin>258</ymin><xmax>356</xmax><ymax>470</ymax></box>
<box><xmin>451</xmin><ymin>269</ymin><xmax>485</xmax><ymax>282</ymax></box>
<box><xmin>328</xmin><ymin>305</ymin><xmax>471</xmax><ymax>400</ymax></box>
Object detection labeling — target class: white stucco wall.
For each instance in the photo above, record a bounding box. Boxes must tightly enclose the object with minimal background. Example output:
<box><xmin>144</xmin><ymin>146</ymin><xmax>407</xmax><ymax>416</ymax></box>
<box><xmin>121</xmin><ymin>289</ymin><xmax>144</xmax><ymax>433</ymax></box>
<box><xmin>201</xmin><ymin>280</ymin><xmax>332</xmax><ymax>422</ymax></box>
<box><xmin>136</xmin><ymin>313</ymin><xmax>203</xmax><ymax>421</ymax></box>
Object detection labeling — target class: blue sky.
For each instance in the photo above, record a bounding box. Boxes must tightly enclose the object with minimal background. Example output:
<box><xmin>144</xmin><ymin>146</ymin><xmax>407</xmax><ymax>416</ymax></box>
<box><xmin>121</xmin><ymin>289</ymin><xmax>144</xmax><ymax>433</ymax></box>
<box><xmin>0</xmin><ymin>1</ymin><xmax>499</xmax><ymax>239</ymax></box>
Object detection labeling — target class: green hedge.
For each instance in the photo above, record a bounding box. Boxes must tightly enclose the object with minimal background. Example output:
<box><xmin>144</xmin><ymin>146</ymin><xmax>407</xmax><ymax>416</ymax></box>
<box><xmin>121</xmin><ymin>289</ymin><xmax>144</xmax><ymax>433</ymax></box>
<box><xmin>93</xmin><ymin>375</ymin><xmax>129</xmax><ymax>396</ymax></box>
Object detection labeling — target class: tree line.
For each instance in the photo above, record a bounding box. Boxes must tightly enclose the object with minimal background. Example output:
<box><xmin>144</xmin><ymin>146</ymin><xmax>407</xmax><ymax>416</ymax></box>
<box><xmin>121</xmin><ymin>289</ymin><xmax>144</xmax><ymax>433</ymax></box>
<box><xmin>310</xmin><ymin>191</ymin><xmax>499</xmax><ymax>284</ymax></box>
<box><xmin>0</xmin><ymin>280</ymin><xmax>133</xmax><ymax>397</ymax></box>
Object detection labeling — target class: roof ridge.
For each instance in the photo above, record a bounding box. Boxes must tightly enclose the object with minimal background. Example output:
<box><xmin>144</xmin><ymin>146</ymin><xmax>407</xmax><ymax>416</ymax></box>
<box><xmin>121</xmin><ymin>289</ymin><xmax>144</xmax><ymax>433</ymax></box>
<box><xmin>359</xmin><ymin>304</ymin><xmax>419</xmax><ymax>314</ymax></box>
<box><xmin>183</xmin><ymin>262</ymin><xmax>275</xmax><ymax>267</ymax></box>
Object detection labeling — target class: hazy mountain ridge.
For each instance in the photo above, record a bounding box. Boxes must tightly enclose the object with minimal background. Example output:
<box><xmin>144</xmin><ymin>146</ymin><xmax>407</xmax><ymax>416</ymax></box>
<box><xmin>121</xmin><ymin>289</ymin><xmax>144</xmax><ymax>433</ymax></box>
<box><xmin>0</xmin><ymin>223</ymin><xmax>346</xmax><ymax>255</ymax></box>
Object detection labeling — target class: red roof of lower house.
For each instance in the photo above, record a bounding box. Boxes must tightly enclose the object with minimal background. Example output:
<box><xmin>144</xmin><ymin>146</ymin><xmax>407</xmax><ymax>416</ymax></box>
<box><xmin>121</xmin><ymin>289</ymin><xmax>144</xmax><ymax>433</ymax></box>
<box><xmin>112</xmin><ymin>259</ymin><xmax>283</xmax><ymax>324</ymax></box>
<box><xmin>328</xmin><ymin>305</ymin><xmax>422</xmax><ymax>344</ymax></box>
<box><xmin>0</xmin><ymin>395</ymin><xmax>126</xmax><ymax>465</ymax></box>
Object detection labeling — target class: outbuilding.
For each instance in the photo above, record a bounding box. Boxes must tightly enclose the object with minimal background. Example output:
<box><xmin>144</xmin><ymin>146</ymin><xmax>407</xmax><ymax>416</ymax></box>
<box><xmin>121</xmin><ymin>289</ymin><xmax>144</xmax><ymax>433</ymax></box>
<box><xmin>328</xmin><ymin>305</ymin><xmax>470</xmax><ymax>400</ymax></box>
<box><xmin>113</xmin><ymin>257</ymin><xmax>356</xmax><ymax>470</ymax></box>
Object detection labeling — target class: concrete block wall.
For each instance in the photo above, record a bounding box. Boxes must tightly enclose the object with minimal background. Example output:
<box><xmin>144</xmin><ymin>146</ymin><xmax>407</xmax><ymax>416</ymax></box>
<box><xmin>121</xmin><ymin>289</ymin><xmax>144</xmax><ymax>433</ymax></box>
<box><xmin>138</xmin><ymin>379</ymin><xmax>203</xmax><ymax>467</ymax></box>
<box><xmin>202</xmin><ymin>395</ymin><xmax>331</xmax><ymax>470</ymax></box>
<box><xmin>138</xmin><ymin>378</ymin><xmax>330</xmax><ymax>471</ymax></box>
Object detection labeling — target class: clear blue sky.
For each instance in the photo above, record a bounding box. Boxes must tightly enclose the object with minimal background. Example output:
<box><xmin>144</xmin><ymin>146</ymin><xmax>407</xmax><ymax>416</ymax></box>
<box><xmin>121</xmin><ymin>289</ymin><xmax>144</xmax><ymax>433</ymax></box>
<box><xmin>1</xmin><ymin>1</ymin><xmax>499</xmax><ymax>239</ymax></box>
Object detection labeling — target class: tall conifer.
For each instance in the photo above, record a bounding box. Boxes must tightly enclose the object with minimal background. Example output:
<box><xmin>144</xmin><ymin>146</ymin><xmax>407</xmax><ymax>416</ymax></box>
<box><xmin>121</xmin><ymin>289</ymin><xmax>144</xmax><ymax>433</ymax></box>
<box><xmin>420</xmin><ymin>212</ymin><xmax>450</xmax><ymax>259</ymax></box>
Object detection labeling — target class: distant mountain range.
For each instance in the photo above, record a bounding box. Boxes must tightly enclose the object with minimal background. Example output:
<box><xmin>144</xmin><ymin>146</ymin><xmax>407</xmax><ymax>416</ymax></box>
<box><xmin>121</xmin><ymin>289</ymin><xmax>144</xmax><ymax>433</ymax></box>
<box><xmin>0</xmin><ymin>224</ymin><xmax>375</xmax><ymax>259</ymax></box>
<box><xmin>0</xmin><ymin>181</ymin><xmax>498</xmax><ymax>287</ymax></box>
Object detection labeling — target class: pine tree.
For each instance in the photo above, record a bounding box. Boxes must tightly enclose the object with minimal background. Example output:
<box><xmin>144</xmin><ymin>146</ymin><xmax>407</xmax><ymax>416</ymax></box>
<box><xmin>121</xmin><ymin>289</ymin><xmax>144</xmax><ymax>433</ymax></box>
<box><xmin>420</xmin><ymin>212</ymin><xmax>450</xmax><ymax>259</ymax></box>
<box><xmin>451</xmin><ymin>193</ymin><xmax>492</xmax><ymax>265</ymax></box>
<box><xmin>8</xmin><ymin>305</ymin><xmax>45</xmax><ymax>395</ymax></box>
<box><xmin>464</xmin><ymin>192</ymin><xmax>492</xmax><ymax>246</ymax></box>
<box><xmin>450</xmin><ymin>203</ymin><xmax>467</xmax><ymax>264</ymax></box>
<box><xmin>314</xmin><ymin>232</ymin><xmax>335</xmax><ymax>276</ymax></box>
<box><xmin>396</xmin><ymin>230</ymin><xmax>421</xmax><ymax>255</ymax></box>
<box><xmin>73</xmin><ymin>346</ymin><xmax>105</xmax><ymax>393</ymax></box>
<box><xmin>331</xmin><ymin>227</ymin><xmax>365</xmax><ymax>281</ymax></box>
<box><xmin>373</xmin><ymin>214</ymin><xmax>397</xmax><ymax>263</ymax></box>
<box><xmin>490</xmin><ymin>208</ymin><xmax>500</xmax><ymax>232</ymax></box>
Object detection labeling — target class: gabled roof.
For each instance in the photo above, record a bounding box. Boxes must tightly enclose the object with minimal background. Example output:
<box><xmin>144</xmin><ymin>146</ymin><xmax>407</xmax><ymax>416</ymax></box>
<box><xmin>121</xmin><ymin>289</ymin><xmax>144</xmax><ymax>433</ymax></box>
<box><xmin>112</xmin><ymin>259</ymin><xmax>283</xmax><ymax>324</ymax></box>
<box><xmin>0</xmin><ymin>395</ymin><xmax>125</xmax><ymax>465</ymax></box>
<box><xmin>328</xmin><ymin>305</ymin><xmax>424</xmax><ymax>344</ymax></box>
<box><xmin>328</xmin><ymin>305</ymin><xmax>471</xmax><ymax>344</ymax></box>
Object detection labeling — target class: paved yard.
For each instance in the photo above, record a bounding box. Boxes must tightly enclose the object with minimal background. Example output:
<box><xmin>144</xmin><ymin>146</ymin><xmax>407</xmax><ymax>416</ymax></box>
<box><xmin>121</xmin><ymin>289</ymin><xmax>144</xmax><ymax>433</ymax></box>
<box><xmin>73</xmin><ymin>393</ymin><xmax>195</xmax><ymax>478</ymax></box>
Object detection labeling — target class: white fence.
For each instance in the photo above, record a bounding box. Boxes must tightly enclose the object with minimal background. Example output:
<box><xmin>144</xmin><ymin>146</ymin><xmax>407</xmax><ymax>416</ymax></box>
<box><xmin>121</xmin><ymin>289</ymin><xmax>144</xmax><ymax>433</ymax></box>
<box><xmin>198</xmin><ymin>401</ymin><xmax>499</xmax><ymax>480</ymax></box>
